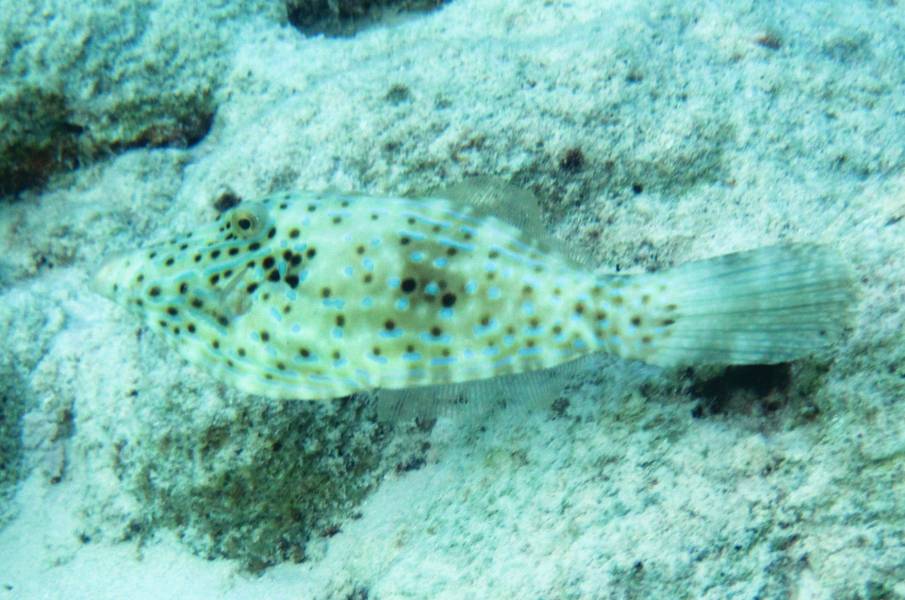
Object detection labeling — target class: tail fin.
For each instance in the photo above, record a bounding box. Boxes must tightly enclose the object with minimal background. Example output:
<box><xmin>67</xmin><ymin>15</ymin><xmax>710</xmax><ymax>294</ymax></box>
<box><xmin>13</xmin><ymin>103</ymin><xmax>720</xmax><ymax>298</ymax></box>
<box><xmin>637</xmin><ymin>244</ymin><xmax>855</xmax><ymax>367</ymax></box>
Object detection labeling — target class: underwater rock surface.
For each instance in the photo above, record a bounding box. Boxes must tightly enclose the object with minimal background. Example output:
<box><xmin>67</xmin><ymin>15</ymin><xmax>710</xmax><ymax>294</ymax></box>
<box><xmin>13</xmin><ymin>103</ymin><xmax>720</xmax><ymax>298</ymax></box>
<box><xmin>0</xmin><ymin>0</ymin><xmax>904</xmax><ymax>598</ymax></box>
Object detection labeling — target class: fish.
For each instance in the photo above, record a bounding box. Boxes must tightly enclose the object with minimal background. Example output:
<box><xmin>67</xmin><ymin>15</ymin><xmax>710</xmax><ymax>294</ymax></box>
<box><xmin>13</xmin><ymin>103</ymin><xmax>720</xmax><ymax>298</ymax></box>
<box><xmin>93</xmin><ymin>179</ymin><xmax>855</xmax><ymax>403</ymax></box>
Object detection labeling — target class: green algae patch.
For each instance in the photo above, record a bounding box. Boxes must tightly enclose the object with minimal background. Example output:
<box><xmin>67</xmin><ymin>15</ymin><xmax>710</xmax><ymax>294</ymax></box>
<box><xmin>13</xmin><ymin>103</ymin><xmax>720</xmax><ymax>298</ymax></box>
<box><xmin>0</xmin><ymin>0</ymin><xmax>282</xmax><ymax>197</ymax></box>
<box><xmin>118</xmin><ymin>392</ymin><xmax>424</xmax><ymax>572</ymax></box>
<box><xmin>0</xmin><ymin>371</ymin><xmax>25</xmax><ymax>524</ymax></box>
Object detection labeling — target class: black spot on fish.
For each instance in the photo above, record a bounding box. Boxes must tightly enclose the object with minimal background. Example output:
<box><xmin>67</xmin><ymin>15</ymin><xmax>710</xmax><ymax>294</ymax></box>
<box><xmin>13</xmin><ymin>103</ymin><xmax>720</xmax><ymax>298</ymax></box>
<box><xmin>246</xmin><ymin>283</ymin><xmax>258</xmax><ymax>294</ymax></box>
<box><xmin>268</xmin><ymin>270</ymin><xmax>281</xmax><ymax>282</ymax></box>
<box><xmin>263</xmin><ymin>256</ymin><xmax>275</xmax><ymax>269</ymax></box>
<box><xmin>401</xmin><ymin>278</ymin><xmax>416</xmax><ymax>293</ymax></box>
<box><xmin>441</xmin><ymin>293</ymin><xmax>456</xmax><ymax>307</ymax></box>
<box><xmin>286</xmin><ymin>274</ymin><xmax>299</xmax><ymax>288</ymax></box>
<box><xmin>149</xmin><ymin>286</ymin><xmax>161</xmax><ymax>297</ymax></box>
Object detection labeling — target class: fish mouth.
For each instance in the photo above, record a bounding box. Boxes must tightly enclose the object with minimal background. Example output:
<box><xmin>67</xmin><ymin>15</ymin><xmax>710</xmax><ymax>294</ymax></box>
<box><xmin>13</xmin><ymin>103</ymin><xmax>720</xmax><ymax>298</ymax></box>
<box><xmin>91</xmin><ymin>250</ymin><xmax>140</xmax><ymax>301</ymax></box>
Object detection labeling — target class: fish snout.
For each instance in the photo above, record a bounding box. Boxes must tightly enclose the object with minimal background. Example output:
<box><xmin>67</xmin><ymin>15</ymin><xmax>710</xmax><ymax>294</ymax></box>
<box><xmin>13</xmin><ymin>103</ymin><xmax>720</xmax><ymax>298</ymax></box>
<box><xmin>92</xmin><ymin>251</ymin><xmax>142</xmax><ymax>302</ymax></box>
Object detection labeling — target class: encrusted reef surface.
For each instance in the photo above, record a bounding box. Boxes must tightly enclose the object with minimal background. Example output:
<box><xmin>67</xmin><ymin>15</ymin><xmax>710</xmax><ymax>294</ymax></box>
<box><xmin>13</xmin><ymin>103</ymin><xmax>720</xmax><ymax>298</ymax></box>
<box><xmin>1</xmin><ymin>0</ymin><xmax>904</xmax><ymax>598</ymax></box>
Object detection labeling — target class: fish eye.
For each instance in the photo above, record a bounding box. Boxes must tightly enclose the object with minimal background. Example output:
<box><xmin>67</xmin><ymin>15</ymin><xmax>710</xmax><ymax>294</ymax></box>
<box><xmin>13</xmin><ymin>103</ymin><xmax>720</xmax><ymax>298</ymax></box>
<box><xmin>228</xmin><ymin>205</ymin><xmax>269</xmax><ymax>240</ymax></box>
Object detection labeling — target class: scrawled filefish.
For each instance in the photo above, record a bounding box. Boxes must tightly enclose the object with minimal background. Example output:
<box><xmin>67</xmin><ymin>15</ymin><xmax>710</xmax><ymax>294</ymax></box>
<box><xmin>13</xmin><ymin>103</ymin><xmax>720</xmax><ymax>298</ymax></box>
<box><xmin>93</xmin><ymin>180</ymin><xmax>854</xmax><ymax>401</ymax></box>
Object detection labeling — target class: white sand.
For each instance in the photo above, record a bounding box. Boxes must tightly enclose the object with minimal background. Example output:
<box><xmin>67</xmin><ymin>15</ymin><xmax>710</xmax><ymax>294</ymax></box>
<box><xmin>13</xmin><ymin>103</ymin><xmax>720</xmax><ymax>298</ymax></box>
<box><xmin>1</xmin><ymin>0</ymin><xmax>904</xmax><ymax>598</ymax></box>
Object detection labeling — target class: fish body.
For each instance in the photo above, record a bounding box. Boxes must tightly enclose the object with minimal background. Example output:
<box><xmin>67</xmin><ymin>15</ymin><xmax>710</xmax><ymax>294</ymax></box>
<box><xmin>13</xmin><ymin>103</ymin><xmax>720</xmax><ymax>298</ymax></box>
<box><xmin>94</xmin><ymin>185</ymin><xmax>853</xmax><ymax>401</ymax></box>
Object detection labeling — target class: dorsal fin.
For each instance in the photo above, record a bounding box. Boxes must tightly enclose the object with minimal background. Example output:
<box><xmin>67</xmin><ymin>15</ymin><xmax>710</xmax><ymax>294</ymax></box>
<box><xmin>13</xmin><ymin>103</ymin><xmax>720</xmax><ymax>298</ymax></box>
<box><xmin>431</xmin><ymin>177</ymin><xmax>549</xmax><ymax>240</ymax></box>
<box><xmin>427</xmin><ymin>177</ymin><xmax>591</xmax><ymax>268</ymax></box>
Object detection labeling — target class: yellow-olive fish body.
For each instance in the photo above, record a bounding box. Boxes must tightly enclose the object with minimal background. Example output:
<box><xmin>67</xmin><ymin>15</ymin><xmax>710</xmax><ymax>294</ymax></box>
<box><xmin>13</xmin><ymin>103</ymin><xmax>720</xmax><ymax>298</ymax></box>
<box><xmin>94</xmin><ymin>183</ymin><xmax>853</xmax><ymax>401</ymax></box>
